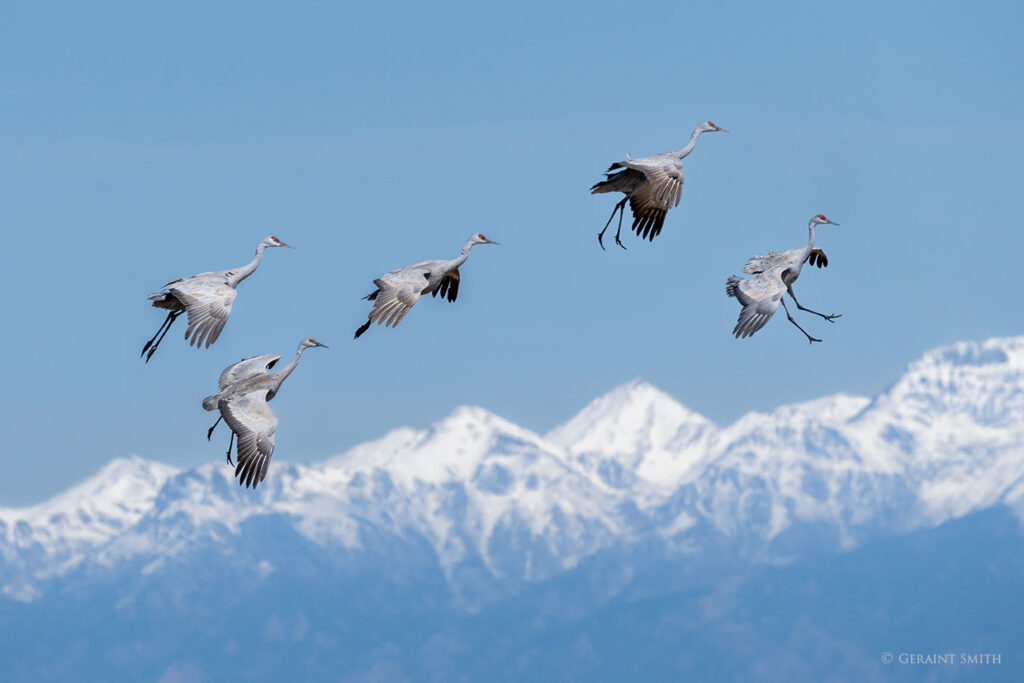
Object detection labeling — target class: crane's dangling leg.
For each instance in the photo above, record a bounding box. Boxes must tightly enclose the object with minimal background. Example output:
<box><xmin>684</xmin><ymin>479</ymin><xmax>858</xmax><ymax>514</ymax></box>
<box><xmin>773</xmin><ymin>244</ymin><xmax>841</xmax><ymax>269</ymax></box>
<box><xmin>788</xmin><ymin>288</ymin><xmax>841</xmax><ymax>323</ymax></box>
<box><xmin>207</xmin><ymin>415</ymin><xmax>222</xmax><ymax>441</ymax></box>
<box><xmin>613</xmin><ymin>199</ymin><xmax>629</xmax><ymax>250</ymax></box>
<box><xmin>141</xmin><ymin>310</ymin><xmax>182</xmax><ymax>362</ymax></box>
<box><xmin>141</xmin><ymin>312</ymin><xmax>174</xmax><ymax>359</ymax></box>
<box><xmin>225</xmin><ymin>430</ymin><xmax>235</xmax><ymax>466</ymax></box>
<box><xmin>597</xmin><ymin>198</ymin><xmax>629</xmax><ymax>251</ymax></box>
<box><xmin>780</xmin><ymin>298</ymin><xmax>821</xmax><ymax>344</ymax></box>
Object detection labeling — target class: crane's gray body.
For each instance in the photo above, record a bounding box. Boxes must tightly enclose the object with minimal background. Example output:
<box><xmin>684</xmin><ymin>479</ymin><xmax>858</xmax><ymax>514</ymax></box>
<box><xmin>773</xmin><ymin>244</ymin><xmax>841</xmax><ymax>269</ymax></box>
<box><xmin>143</xmin><ymin>236</ymin><xmax>290</xmax><ymax>356</ymax></box>
<box><xmin>202</xmin><ymin>339</ymin><xmax>325</xmax><ymax>488</ymax></box>
<box><xmin>590</xmin><ymin>121</ymin><xmax>724</xmax><ymax>244</ymax></box>
<box><xmin>354</xmin><ymin>234</ymin><xmax>497</xmax><ymax>338</ymax></box>
<box><xmin>726</xmin><ymin>216</ymin><xmax>839</xmax><ymax>341</ymax></box>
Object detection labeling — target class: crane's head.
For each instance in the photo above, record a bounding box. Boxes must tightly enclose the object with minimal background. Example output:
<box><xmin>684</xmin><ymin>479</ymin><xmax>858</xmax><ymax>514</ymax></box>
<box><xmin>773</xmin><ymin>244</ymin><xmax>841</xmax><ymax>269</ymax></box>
<box><xmin>261</xmin><ymin>235</ymin><xmax>295</xmax><ymax>249</ymax></box>
<box><xmin>810</xmin><ymin>214</ymin><xmax>839</xmax><ymax>227</ymax></box>
<box><xmin>469</xmin><ymin>233</ymin><xmax>500</xmax><ymax>246</ymax></box>
<box><xmin>298</xmin><ymin>337</ymin><xmax>328</xmax><ymax>351</ymax></box>
<box><xmin>698</xmin><ymin>120</ymin><xmax>728</xmax><ymax>134</ymax></box>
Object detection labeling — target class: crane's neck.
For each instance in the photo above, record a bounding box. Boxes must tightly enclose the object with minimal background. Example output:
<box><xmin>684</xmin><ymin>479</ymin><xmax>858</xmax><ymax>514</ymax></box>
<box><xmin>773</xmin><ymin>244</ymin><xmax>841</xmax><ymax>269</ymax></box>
<box><xmin>675</xmin><ymin>128</ymin><xmax>703</xmax><ymax>159</ymax></box>
<box><xmin>269</xmin><ymin>345</ymin><xmax>306</xmax><ymax>394</ymax></box>
<box><xmin>229</xmin><ymin>243</ymin><xmax>268</xmax><ymax>287</ymax></box>
<box><xmin>448</xmin><ymin>240</ymin><xmax>476</xmax><ymax>270</ymax></box>
<box><xmin>806</xmin><ymin>221</ymin><xmax>818</xmax><ymax>247</ymax></box>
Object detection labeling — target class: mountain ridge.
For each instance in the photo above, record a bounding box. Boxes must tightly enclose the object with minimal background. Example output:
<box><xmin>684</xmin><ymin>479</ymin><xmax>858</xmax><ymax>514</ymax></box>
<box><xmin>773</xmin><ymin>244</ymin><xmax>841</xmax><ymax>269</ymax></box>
<box><xmin>3</xmin><ymin>336</ymin><xmax>1024</xmax><ymax>606</ymax></box>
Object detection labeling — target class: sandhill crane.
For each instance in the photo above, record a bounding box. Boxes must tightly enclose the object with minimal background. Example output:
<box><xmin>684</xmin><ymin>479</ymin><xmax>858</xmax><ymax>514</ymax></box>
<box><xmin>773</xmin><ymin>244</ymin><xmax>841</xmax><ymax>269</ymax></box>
<box><xmin>590</xmin><ymin>121</ymin><xmax>727</xmax><ymax>249</ymax></box>
<box><xmin>725</xmin><ymin>214</ymin><xmax>840</xmax><ymax>344</ymax></box>
<box><xmin>141</xmin><ymin>235</ymin><xmax>293</xmax><ymax>362</ymax></box>
<box><xmin>354</xmin><ymin>233</ymin><xmax>499</xmax><ymax>339</ymax></box>
<box><xmin>203</xmin><ymin>337</ymin><xmax>327</xmax><ymax>488</ymax></box>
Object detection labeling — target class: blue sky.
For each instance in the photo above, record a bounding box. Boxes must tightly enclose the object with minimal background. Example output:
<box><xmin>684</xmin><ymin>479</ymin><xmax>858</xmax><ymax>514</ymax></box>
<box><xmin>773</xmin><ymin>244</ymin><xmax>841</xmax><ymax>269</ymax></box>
<box><xmin>1</xmin><ymin>0</ymin><xmax>1022</xmax><ymax>504</ymax></box>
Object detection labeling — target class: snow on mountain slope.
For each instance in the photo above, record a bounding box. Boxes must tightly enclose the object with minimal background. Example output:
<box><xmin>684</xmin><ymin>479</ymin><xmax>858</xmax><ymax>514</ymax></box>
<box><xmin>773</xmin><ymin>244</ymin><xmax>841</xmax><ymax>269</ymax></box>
<box><xmin>298</xmin><ymin>406</ymin><xmax>626</xmax><ymax>582</ymax></box>
<box><xmin>845</xmin><ymin>336</ymin><xmax>1024</xmax><ymax>523</ymax></box>
<box><xmin>0</xmin><ymin>456</ymin><xmax>179</xmax><ymax>599</ymax></box>
<box><xmin>688</xmin><ymin>337</ymin><xmax>1024</xmax><ymax>555</ymax></box>
<box><xmin>3</xmin><ymin>337</ymin><xmax>1024</xmax><ymax>603</ymax></box>
<box><xmin>693</xmin><ymin>393</ymin><xmax>877</xmax><ymax>549</ymax></box>
<box><xmin>75</xmin><ymin>408</ymin><xmax>627</xmax><ymax>598</ymax></box>
<box><xmin>547</xmin><ymin>380</ymin><xmax>717</xmax><ymax>493</ymax></box>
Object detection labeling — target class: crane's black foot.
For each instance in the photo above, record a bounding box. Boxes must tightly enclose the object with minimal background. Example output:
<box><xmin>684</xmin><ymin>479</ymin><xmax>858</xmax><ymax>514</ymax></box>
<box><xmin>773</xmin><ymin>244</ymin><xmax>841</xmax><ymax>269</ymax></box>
<box><xmin>806</xmin><ymin>335</ymin><xmax>822</xmax><ymax>344</ymax></box>
<box><xmin>823</xmin><ymin>313</ymin><xmax>842</xmax><ymax>323</ymax></box>
<box><xmin>207</xmin><ymin>419</ymin><xmax>220</xmax><ymax>441</ymax></box>
<box><xmin>597</xmin><ymin>232</ymin><xmax>607</xmax><ymax>250</ymax></box>
<box><xmin>614</xmin><ymin>234</ymin><xmax>628</xmax><ymax>250</ymax></box>
<box><xmin>225</xmin><ymin>452</ymin><xmax>234</xmax><ymax>466</ymax></box>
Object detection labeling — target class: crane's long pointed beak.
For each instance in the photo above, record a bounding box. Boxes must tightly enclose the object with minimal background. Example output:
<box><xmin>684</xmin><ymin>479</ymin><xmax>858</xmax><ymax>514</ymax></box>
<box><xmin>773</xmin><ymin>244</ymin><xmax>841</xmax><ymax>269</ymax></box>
<box><xmin>487</xmin><ymin>239</ymin><xmax>500</xmax><ymax>245</ymax></box>
<box><xmin>282</xmin><ymin>242</ymin><xmax>296</xmax><ymax>248</ymax></box>
<box><xmin>830</xmin><ymin>220</ymin><xmax>840</xmax><ymax>226</ymax></box>
<box><xmin>717</xmin><ymin>127</ymin><xmax>729</xmax><ymax>132</ymax></box>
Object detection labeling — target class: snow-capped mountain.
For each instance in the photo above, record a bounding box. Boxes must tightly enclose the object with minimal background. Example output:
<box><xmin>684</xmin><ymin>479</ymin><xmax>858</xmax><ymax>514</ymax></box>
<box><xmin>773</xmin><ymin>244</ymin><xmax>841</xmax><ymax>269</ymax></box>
<box><xmin>547</xmin><ymin>380</ymin><xmax>717</xmax><ymax>495</ymax></box>
<box><xmin>3</xmin><ymin>336</ymin><xmax>1024</xmax><ymax>606</ymax></box>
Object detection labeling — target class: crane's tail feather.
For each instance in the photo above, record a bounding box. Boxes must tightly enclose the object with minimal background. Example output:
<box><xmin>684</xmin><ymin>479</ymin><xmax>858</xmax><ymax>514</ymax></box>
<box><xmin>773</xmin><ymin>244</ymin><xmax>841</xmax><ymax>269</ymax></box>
<box><xmin>590</xmin><ymin>174</ymin><xmax>623</xmax><ymax>194</ymax></box>
<box><xmin>725</xmin><ymin>275</ymin><xmax>743</xmax><ymax>300</ymax></box>
<box><xmin>147</xmin><ymin>292</ymin><xmax>183</xmax><ymax>311</ymax></box>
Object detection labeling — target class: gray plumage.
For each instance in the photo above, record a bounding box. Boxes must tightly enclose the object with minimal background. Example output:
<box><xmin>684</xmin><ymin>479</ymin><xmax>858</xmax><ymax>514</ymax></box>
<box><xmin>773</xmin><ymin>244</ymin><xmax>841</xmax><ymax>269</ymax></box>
<box><xmin>590</xmin><ymin>121</ymin><xmax>727</xmax><ymax>249</ymax></box>
<box><xmin>203</xmin><ymin>338</ymin><xmax>327</xmax><ymax>489</ymax></box>
<box><xmin>141</xmin><ymin>235</ymin><xmax>293</xmax><ymax>362</ymax></box>
<box><xmin>354</xmin><ymin>233</ymin><xmax>499</xmax><ymax>339</ymax></box>
<box><xmin>726</xmin><ymin>214</ymin><xmax>841</xmax><ymax>344</ymax></box>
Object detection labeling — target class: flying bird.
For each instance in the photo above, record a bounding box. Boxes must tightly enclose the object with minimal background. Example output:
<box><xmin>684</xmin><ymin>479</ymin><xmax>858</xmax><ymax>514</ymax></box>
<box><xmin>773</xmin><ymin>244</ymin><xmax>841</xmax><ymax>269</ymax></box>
<box><xmin>141</xmin><ymin>235</ymin><xmax>293</xmax><ymax>362</ymax></box>
<box><xmin>590</xmin><ymin>121</ymin><xmax>727</xmax><ymax>249</ymax></box>
<box><xmin>203</xmin><ymin>337</ymin><xmax>328</xmax><ymax>489</ymax></box>
<box><xmin>354</xmin><ymin>233</ymin><xmax>499</xmax><ymax>339</ymax></box>
<box><xmin>726</xmin><ymin>214</ymin><xmax>841</xmax><ymax>344</ymax></box>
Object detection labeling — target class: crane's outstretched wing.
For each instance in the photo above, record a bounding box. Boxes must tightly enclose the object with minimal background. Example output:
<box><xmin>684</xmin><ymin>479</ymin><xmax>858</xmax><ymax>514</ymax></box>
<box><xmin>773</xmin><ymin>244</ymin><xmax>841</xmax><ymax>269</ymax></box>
<box><xmin>433</xmin><ymin>269</ymin><xmax>460</xmax><ymax>302</ymax></box>
<box><xmin>218</xmin><ymin>354</ymin><xmax>282</xmax><ymax>390</ymax></box>
<box><xmin>743</xmin><ymin>245</ymin><xmax>814</xmax><ymax>274</ymax></box>
<box><xmin>726</xmin><ymin>268</ymin><xmax>787</xmax><ymax>339</ymax></box>
<box><xmin>743</xmin><ymin>252</ymin><xmax>776</xmax><ymax>274</ymax></box>
<box><xmin>169</xmin><ymin>277</ymin><xmax>237</xmax><ymax>348</ymax></box>
<box><xmin>623</xmin><ymin>158</ymin><xmax>683</xmax><ymax>241</ymax></box>
<box><xmin>807</xmin><ymin>248</ymin><xmax>828</xmax><ymax>268</ymax></box>
<box><xmin>627</xmin><ymin>185</ymin><xmax>668</xmax><ymax>240</ymax></box>
<box><xmin>220</xmin><ymin>391</ymin><xmax>277</xmax><ymax>489</ymax></box>
<box><xmin>367</xmin><ymin>268</ymin><xmax>430</xmax><ymax>328</ymax></box>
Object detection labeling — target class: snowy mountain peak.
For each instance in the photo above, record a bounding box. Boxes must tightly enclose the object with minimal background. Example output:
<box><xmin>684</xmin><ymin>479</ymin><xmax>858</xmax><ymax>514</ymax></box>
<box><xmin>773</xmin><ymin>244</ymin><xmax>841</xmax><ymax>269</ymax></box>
<box><xmin>919</xmin><ymin>336</ymin><xmax>1024</xmax><ymax>369</ymax></box>
<box><xmin>0</xmin><ymin>456</ymin><xmax>180</xmax><ymax>601</ymax></box>
<box><xmin>857</xmin><ymin>336</ymin><xmax>1024</xmax><ymax>431</ymax></box>
<box><xmin>327</xmin><ymin>404</ymin><xmax>557</xmax><ymax>487</ymax></box>
<box><xmin>431</xmin><ymin>404</ymin><xmax>539</xmax><ymax>444</ymax></box>
<box><xmin>547</xmin><ymin>380</ymin><xmax>717</xmax><ymax>491</ymax></box>
<box><xmin>0</xmin><ymin>456</ymin><xmax>178</xmax><ymax>532</ymax></box>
